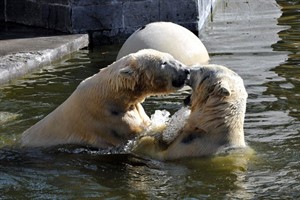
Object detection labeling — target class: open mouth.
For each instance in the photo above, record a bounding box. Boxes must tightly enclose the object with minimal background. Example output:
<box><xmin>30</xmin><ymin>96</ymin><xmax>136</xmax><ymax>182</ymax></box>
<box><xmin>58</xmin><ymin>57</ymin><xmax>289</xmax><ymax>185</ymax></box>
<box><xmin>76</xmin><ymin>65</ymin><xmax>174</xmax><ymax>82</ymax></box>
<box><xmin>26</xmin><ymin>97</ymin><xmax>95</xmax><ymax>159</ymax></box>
<box><xmin>183</xmin><ymin>94</ymin><xmax>191</xmax><ymax>106</ymax></box>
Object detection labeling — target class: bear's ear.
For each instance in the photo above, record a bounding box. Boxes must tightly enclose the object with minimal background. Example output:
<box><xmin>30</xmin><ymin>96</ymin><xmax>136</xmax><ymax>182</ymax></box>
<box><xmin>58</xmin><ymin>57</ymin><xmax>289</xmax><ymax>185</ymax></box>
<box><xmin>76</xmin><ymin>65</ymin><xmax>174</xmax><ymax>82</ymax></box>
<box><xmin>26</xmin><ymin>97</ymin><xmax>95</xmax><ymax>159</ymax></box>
<box><xmin>119</xmin><ymin>66</ymin><xmax>134</xmax><ymax>77</ymax></box>
<box><xmin>119</xmin><ymin>55</ymin><xmax>138</xmax><ymax>77</ymax></box>
<box><xmin>217</xmin><ymin>82</ymin><xmax>231</xmax><ymax>97</ymax></box>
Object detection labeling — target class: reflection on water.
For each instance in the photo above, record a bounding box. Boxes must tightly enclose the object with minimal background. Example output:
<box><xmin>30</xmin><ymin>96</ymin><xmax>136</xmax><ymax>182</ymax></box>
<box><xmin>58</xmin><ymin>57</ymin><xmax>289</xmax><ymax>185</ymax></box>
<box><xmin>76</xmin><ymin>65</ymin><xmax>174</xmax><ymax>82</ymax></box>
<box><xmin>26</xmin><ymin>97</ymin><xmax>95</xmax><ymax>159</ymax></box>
<box><xmin>271</xmin><ymin>0</ymin><xmax>300</xmax><ymax>120</ymax></box>
<box><xmin>202</xmin><ymin>0</ymin><xmax>300</xmax><ymax>198</ymax></box>
<box><xmin>1</xmin><ymin>0</ymin><xmax>300</xmax><ymax>199</ymax></box>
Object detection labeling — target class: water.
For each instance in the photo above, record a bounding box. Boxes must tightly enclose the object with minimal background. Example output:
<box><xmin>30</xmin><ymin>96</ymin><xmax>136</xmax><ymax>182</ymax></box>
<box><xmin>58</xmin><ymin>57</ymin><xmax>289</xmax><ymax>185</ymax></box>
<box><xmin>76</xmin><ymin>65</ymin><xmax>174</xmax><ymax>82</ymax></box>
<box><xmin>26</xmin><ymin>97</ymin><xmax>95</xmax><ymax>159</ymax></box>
<box><xmin>1</xmin><ymin>0</ymin><xmax>300</xmax><ymax>199</ymax></box>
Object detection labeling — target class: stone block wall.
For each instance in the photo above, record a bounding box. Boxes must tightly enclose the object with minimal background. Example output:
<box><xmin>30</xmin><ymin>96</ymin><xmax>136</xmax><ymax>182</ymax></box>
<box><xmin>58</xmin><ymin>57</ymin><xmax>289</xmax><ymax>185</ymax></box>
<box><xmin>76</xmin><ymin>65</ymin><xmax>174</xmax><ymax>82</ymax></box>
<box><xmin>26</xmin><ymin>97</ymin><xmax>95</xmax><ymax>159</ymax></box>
<box><xmin>0</xmin><ymin>0</ymin><xmax>216</xmax><ymax>45</ymax></box>
<box><xmin>4</xmin><ymin>0</ymin><xmax>72</xmax><ymax>32</ymax></box>
<box><xmin>0</xmin><ymin>0</ymin><xmax>4</xmax><ymax>21</ymax></box>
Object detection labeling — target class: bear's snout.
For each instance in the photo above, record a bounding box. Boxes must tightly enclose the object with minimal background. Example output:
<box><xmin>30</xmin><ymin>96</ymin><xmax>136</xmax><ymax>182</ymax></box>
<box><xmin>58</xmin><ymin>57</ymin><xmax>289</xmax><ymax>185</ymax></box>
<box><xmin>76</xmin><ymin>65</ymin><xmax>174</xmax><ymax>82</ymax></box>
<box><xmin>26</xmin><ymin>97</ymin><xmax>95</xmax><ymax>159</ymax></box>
<box><xmin>172</xmin><ymin>68</ymin><xmax>189</xmax><ymax>88</ymax></box>
<box><xmin>184</xmin><ymin>69</ymin><xmax>190</xmax><ymax>75</ymax></box>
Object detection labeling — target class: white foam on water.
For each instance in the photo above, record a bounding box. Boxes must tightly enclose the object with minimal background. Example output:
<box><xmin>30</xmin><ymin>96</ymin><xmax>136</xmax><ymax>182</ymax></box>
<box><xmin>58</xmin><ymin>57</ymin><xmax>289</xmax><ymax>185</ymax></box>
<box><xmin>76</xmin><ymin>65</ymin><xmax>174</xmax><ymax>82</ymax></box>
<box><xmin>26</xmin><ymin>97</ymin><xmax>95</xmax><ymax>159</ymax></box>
<box><xmin>147</xmin><ymin>109</ymin><xmax>171</xmax><ymax>133</ymax></box>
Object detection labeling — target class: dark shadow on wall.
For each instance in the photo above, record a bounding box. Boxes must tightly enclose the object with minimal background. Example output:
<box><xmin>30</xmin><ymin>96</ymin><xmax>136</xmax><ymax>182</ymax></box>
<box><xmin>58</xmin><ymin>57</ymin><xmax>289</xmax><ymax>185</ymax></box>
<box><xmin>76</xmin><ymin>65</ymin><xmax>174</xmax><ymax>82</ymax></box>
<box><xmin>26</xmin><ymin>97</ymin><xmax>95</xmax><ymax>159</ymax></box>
<box><xmin>0</xmin><ymin>21</ymin><xmax>67</xmax><ymax>40</ymax></box>
<box><xmin>0</xmin><ymin>22</ymin><xmax>72</xmax><ymax>57</ymax></box>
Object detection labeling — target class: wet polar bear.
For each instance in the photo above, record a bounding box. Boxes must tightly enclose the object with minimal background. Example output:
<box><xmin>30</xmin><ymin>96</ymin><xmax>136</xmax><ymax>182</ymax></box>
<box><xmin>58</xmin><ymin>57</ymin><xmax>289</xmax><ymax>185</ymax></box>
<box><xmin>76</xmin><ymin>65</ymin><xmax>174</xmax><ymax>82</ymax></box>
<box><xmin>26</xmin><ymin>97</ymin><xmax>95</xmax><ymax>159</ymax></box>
<box><xmin>117</xmin><ymin>22</ymin><xmax>210</xmax><ymax>66</ymax></box>
<box><xmin>133</xmin><ymin>64</ymin><xmax>248</xmax><ymax>160</ymax></box>
<box><xmin>22</xmin><ymin>49</ymin><xmax>189</xmax><ymax>148</ymax></box>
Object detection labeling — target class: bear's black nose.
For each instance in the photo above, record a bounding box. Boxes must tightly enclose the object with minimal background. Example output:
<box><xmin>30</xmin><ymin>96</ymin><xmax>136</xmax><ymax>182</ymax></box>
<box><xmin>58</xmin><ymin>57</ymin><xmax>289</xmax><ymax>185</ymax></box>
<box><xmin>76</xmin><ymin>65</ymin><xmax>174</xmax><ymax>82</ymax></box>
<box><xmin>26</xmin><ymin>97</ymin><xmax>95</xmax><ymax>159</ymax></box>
<box><xmin>184</xmin><ymin>69</ymin><xmax>190</xmax><ymax>75</ymax></box>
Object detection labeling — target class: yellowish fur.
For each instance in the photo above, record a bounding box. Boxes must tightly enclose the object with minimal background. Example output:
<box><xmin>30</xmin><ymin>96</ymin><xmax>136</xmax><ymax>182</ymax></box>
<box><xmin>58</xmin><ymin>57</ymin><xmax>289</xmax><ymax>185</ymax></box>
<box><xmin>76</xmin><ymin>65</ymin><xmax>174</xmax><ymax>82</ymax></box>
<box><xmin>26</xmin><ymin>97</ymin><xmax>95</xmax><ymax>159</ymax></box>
<box><xmin>133</xmin><ymin>64</ymin><xmax>248</xmax><ymax>160</ymax></box>
<box><xmin>21</xmin><ymin>49</ymin><xmax>188</xmax><ymax>148</ymax></box>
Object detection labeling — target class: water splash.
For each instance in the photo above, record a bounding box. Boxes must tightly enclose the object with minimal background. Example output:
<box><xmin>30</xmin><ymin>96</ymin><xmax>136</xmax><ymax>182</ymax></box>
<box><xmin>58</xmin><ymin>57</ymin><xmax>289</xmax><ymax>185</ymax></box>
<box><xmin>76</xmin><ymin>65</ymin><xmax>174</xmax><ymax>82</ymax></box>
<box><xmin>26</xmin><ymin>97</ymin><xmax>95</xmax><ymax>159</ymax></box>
<box><xmin>124</xmin><ymin>107</ymin><xmax>191</xmax><ymax>153</ymax></box>
<box><xmin>146</xmin><ymin>107</ymin><xmax>191</xmax><ymax>140</ymax></box>
<box><xmin>123</xmin><ymin>109</ymin><xmax>171</xmax><ymax>153</ymax></box>
<box><xmin>147</xmin><ymin>110</ymin><xmax>171</xmax><ymax>133</ymax></box>
<box><xmin>57</xmin><ymin>145</ymin><xmax>128</xmax><ymax>155</ymax></box>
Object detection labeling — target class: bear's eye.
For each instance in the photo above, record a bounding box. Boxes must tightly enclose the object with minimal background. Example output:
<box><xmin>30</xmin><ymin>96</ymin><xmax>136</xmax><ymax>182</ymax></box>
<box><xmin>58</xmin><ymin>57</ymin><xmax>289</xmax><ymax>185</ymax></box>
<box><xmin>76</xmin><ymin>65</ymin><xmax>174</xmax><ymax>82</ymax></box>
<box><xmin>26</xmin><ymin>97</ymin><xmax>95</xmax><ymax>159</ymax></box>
<box><xmin>161</xmin><ymin>61</ymin><xmax>167</xmax><ymax>66</ymax></box>
<box><xmin>161</xmin><ymin>61</ymin><xmax>168</xmax><ymax>69</ymax></box>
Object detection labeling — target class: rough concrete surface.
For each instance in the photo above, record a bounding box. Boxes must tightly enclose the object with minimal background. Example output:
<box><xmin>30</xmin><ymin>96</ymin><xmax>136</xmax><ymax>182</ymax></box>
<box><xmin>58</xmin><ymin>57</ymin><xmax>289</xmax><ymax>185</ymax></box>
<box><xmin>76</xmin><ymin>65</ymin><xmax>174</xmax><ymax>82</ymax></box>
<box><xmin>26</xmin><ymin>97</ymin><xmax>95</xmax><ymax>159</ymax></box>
<box><xmin>0</xmin><ymin>23</ymin><xmax>88</xmax><ymax>85</ymax></box>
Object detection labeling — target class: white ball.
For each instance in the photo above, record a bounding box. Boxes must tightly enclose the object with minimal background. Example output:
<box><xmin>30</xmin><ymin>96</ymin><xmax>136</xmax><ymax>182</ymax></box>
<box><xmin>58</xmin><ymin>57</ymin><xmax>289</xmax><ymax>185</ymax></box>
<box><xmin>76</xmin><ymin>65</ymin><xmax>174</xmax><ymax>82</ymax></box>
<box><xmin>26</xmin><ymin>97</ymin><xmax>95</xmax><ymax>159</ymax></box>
<box><xmin>117</xmin><ymin>22</ymin><xmax>210</xmax><ymax>66</ymax></box>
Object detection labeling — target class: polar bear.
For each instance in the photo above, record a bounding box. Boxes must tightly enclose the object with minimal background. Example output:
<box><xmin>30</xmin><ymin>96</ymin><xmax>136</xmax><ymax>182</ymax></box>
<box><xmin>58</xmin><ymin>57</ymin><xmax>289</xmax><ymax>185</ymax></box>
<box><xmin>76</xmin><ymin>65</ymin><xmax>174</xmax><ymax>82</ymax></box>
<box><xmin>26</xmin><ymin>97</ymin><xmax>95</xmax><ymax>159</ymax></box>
<box><xmin>117</xmin><ymin>22</ymin><xmax>210</xmax><ymax>66</ymax></box>
<box><xmin>21</xmin><ymin>49</ymin><xmax>189</xmax><ymax>148</ymax></box>
<box><xmin>133</xmin><ymin>64</ymin><xmax>248</xmax><ymax>160</ymax></box>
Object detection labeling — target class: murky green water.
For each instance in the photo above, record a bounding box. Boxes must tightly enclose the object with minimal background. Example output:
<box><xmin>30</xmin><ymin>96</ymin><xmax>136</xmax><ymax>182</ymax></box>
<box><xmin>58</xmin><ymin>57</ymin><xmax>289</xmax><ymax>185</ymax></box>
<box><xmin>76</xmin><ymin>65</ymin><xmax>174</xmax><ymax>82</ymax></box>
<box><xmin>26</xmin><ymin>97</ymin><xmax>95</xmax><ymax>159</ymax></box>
<box><xmin>1</xmin><ymin>0</ymin><xmax>300</xmax><ymax>199</ymax></box>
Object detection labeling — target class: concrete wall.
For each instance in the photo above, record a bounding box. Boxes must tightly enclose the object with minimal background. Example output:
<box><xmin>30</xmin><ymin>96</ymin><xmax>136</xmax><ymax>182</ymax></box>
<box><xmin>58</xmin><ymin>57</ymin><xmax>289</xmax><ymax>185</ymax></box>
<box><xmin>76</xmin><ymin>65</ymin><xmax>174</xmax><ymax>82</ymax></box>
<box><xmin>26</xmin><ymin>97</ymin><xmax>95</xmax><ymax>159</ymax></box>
<box><xmin>1</xmin><ymin>0</ymin><xmax>216</xmax><ymax>45</ymax></box>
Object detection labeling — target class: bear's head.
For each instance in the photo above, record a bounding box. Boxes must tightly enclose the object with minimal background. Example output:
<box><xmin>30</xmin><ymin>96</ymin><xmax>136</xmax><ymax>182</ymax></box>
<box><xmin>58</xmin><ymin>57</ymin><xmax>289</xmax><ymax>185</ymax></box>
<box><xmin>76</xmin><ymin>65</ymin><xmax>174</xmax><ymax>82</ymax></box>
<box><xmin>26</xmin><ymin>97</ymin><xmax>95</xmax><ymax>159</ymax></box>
<box><xmin>186</xmin><ymin>64</ymin><xmax>247</xmax><ymax>112</ymax></box>
<box><xmin>132</xmin><ymin>64</ymin><xmax>248</xmax><ymax>160</ymax></box>
<box><xmin>109</xmin><ymin>49</ymin><xmax>189</xmax><ymax>96</ymax></box>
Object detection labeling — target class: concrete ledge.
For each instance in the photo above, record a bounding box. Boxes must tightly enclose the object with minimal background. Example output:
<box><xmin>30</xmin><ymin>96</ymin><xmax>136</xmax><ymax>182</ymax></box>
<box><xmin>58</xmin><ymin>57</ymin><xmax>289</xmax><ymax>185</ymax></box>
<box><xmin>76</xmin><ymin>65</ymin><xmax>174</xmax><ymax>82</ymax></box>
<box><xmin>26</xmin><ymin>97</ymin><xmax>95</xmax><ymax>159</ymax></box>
<box><xmin>0</xmin><ymin>34</ymin><xmax>88</xmax><ymax>85</ymax></box>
